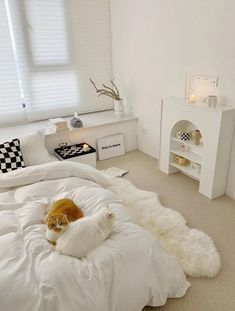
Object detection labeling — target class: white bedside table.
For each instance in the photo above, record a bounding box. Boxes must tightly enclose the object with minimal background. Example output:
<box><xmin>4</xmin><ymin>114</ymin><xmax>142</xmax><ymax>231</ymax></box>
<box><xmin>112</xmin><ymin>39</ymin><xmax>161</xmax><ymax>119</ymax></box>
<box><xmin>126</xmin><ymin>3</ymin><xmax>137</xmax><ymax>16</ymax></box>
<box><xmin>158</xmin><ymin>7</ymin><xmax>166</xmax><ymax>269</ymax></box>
<box><xmin>54</xmin><ymin>143</ymin><xmax>96</xmax><ymax>168</ymax></box>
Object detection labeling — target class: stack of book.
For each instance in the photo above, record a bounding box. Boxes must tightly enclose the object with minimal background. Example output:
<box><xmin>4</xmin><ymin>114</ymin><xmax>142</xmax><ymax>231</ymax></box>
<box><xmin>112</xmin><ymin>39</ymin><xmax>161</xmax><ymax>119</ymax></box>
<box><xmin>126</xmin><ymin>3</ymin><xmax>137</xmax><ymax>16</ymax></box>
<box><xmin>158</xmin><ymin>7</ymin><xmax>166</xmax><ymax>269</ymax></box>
<box><xmin>48</xmin><ymin>117</ymin><xmax>68</xmax><ymax>133</ymax></box>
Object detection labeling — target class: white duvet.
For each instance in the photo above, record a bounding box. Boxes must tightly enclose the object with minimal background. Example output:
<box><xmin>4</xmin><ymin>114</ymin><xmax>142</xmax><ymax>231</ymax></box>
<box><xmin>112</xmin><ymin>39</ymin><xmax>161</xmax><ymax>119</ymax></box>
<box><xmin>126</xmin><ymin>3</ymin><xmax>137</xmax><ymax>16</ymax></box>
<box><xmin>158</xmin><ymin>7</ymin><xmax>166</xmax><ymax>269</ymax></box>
<box><xmin>0</xmin><ymin>162</ymin><xmax>190</xmax><ymax>311</ymax></box>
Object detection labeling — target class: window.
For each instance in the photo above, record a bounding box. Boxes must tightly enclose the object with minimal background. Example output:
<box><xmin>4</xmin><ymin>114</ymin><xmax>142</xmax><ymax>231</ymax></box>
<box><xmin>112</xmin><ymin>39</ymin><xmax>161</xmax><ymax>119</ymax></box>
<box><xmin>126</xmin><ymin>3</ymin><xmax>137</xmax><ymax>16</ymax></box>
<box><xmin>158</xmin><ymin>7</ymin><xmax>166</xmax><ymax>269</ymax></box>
<box><xmin>25</xmin><ymin>0</ymin><xmax>70</xmax><ymax>66</ymax></box>
<box><xmin>0</xmin><ymin>0</ymin><xmax>113</xmax><ymax>126</ymax></box>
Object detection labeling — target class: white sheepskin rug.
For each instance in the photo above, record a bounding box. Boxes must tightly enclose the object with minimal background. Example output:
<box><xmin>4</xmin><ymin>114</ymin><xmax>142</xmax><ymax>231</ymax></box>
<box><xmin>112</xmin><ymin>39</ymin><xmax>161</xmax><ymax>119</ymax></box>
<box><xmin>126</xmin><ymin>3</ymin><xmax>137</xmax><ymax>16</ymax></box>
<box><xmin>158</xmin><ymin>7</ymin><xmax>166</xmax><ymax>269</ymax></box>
<box><xmin>107</xmin><ymin>177</ymin><xmax>221</xmax><ymax>278</ymax></box>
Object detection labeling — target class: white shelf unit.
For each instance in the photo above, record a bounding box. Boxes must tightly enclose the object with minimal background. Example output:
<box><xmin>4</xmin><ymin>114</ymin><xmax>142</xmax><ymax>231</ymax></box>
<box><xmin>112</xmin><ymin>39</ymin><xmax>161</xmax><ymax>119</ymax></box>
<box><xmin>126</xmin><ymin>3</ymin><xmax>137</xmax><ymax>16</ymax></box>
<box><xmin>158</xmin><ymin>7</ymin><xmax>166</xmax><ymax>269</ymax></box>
<box><xmin>159</xmin><ymin>97</ymin><xmax>235</xmax><ymax>199</ymax></box>
<box><xmin>170</xmin><ymin>137</ymin><xmax>202</xmax><ymax>181</ymax></box>
<box><xmin>170</xmin><ymin>162</ymin><xmax>200</xmax><ymax>181</ymax></box>
<box><xmin>170</xmin><ymin>147</ymin><xmax>202</xmax><ymax>164</ymax></box>
<box><xmin>171</xmin><ymin>137</ymin><xmax>203</xmax><ymax>156</ymax></box>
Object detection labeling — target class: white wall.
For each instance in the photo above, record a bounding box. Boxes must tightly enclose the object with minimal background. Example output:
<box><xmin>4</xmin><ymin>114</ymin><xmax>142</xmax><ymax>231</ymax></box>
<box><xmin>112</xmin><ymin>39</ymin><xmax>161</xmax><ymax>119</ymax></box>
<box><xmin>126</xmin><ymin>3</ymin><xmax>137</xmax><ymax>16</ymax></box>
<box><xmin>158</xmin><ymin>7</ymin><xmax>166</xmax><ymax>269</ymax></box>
<box><xmin>110</xmin><ymin>0</ymin><xmax>235</xmax><ymax>199</ymax></box>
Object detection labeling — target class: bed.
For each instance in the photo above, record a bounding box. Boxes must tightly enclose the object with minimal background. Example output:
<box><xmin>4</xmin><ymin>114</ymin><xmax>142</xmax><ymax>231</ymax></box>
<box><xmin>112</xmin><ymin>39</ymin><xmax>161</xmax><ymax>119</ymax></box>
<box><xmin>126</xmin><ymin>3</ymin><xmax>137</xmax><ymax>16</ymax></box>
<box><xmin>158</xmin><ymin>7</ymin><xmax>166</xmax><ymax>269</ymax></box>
<box><xmin>0</xmin><ymin>161</ymin><xmax>190</xmax><ymax>311</ymax></box>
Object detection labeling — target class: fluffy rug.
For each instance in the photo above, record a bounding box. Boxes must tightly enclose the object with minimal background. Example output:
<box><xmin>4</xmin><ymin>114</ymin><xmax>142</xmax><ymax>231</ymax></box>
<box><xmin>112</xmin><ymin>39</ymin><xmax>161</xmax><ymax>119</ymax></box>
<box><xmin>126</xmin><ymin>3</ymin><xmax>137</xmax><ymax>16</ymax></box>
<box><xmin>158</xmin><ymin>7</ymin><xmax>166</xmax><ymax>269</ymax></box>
<box><xmin>106</xmin><ymin>176</ymin><xmax>221</xmax><ymax>278</ymax></box>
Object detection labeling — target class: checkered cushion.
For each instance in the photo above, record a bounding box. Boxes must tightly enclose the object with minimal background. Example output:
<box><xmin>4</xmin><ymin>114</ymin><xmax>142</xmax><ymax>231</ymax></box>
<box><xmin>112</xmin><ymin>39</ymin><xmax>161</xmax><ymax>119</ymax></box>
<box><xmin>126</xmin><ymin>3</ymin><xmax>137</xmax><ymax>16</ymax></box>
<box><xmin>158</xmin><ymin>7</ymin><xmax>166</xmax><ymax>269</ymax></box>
<box><xmin>0</xmin><ymin>139</ymin><xmax>25</xmax><ymax>173</ymax></box>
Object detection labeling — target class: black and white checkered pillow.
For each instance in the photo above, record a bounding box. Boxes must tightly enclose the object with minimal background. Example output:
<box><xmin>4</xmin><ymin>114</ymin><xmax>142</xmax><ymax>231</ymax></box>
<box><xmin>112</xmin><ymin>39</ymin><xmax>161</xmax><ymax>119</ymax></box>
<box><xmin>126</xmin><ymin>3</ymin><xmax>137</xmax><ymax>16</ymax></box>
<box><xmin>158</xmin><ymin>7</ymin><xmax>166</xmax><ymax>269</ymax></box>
<box><xmin>0</xmin><ymin>139</ymin><xmax>25</xmax><ymax>173</ymax></box>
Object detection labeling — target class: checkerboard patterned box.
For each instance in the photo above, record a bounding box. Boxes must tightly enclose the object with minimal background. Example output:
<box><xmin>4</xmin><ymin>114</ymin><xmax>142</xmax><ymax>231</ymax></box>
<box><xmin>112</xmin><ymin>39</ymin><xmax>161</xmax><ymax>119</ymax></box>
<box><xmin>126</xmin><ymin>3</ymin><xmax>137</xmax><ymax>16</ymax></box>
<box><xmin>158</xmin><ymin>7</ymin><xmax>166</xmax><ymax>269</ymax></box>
<box><xmin>54</xmin><ymin>143</ymin><xmax>96</xmax><ymax>167</ymax></box>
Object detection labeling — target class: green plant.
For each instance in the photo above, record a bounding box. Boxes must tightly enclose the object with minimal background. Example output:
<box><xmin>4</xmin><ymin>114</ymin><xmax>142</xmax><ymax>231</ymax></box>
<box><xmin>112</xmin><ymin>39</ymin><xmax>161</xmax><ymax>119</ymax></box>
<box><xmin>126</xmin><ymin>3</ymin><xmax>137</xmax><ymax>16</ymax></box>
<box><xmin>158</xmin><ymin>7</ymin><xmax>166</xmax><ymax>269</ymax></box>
<box><xmin>90</xmin><ymin>78</ymin><xmax>122</xmax><ymax>101</ymax></box>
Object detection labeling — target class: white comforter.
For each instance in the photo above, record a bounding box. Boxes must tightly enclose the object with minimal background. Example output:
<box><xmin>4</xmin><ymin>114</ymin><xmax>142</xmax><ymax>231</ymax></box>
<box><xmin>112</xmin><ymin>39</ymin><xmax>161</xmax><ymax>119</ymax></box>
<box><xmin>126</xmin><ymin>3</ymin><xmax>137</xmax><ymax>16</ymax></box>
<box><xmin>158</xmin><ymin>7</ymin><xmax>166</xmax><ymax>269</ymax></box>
<box><xmin>0</xmin><ymin>162</ymin><xmax>190</xmax><ymax>311</ymax></box>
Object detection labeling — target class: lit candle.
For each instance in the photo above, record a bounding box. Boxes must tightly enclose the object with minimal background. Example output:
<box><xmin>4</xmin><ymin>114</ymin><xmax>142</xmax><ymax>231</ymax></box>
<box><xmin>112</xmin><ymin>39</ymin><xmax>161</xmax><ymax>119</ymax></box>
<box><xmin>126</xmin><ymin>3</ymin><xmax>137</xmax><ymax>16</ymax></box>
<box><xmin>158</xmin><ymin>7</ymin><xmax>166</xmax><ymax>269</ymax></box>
<box><xmin>189</xmin><ymin>94</ymin><xmax>197</xmax><ymax>103</ymax></box>
<box><xmin>82</xmin><ymin>144</ymin><xmax>90</xmax><ymax>152</ymax></box>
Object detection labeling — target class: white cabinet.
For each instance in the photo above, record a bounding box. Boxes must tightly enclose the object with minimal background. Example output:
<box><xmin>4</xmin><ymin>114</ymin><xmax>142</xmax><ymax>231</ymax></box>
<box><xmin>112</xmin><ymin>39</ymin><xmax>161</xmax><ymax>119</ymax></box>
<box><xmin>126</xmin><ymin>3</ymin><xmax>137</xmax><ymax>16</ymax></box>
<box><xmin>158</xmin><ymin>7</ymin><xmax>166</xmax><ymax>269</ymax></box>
<box><xmin>54</xmin><ymin>143</ymin><xmax>96</xmax><ymax>168</ymax></box>
<box><xmin>64</xmin><ymin>152</ymin><xmax>96</xmax><ymax>168</ymax></box>
<box><xmin>159</xmin><ymin>97</ymin><xmax>235</xmax><ymax>199</ymax></box>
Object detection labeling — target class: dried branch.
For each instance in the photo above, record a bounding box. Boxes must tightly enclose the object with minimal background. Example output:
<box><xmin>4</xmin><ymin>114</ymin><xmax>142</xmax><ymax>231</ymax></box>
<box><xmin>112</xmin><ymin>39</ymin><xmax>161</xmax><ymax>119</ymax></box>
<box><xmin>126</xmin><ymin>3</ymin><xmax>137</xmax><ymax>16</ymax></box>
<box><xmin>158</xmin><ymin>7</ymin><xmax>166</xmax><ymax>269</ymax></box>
<box><xmin>102</xmin><ymin>83</ymin><xmax>116</xmax><ymax>94</ymax></box>
<box><xmin>90</xmin><ymin>78</ymin><xmax>122</xmax><ymax>101</ymax></box>
<box><xmin>90</xmin><ymin>78</ymin><xmax>99</xmax><ymax>92</ymax></box>
<box><xmin>96</xmin><ymin>88</ymin><xmax>117</xmax><ymax>98</ymax></box>
<box><xmin>98</xmin><ymin>93</ymin><xmax>115</xmax><ymax>99</ymax></box>
<box><xmin>110</xmin><ymin>80</ymin><xmax>120</xmax><ymax>97</ymax></box>
<box><xmin>97</xmin><ymin>90</ymin><xmax>116</xmax><ymax>99</ymax></box>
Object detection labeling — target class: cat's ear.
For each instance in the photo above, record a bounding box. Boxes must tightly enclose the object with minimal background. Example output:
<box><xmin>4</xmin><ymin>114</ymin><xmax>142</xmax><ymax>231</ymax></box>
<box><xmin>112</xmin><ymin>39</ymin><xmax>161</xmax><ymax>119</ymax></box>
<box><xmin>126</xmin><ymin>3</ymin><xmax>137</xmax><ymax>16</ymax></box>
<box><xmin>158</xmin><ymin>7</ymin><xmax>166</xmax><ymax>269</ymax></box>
<box><xmin>107</xmin><ymin>212</ymin><xmax>114</xmax><ymax>219</ymax></box>
<box><xmin>61</xmin><ymin>214</ymin><xmax>69</xmax><ymax>223</ymax></box>
<box><xmin>47</xmin><ymin>216</ymin><xmax>53</xmax><ymax>222</ymax></box>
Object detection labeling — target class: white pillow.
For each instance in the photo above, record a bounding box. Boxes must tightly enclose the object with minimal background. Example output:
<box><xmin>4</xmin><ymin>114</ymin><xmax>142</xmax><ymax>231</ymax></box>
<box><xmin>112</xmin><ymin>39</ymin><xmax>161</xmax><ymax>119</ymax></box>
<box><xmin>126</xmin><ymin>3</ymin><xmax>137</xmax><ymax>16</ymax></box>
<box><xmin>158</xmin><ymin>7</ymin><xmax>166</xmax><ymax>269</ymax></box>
<box><xmin>20</xmin><ymin>130</ymin><xmax>55</xmax><ymax>166</ymax></box>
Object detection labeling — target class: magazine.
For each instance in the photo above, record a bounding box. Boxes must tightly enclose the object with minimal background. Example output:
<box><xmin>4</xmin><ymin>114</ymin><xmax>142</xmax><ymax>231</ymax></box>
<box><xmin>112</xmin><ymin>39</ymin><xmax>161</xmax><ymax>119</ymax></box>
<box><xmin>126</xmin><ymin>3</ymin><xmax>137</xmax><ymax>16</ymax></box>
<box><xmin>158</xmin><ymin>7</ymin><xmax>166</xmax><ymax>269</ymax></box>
<box><xmin>105</xmin><ymin>167</ymin><xmax>129</xmax><ymax>178</ymax></box>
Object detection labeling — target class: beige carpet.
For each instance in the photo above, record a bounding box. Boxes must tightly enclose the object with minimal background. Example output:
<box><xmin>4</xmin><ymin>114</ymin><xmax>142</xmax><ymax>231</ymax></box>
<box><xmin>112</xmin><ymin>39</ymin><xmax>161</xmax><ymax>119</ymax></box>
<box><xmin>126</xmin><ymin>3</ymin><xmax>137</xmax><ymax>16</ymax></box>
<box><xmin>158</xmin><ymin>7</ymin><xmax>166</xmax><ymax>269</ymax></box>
<box><xmin>97</xmin><ymin>150</ymin><xmax>235</xmax><ymax>311</ymax></box>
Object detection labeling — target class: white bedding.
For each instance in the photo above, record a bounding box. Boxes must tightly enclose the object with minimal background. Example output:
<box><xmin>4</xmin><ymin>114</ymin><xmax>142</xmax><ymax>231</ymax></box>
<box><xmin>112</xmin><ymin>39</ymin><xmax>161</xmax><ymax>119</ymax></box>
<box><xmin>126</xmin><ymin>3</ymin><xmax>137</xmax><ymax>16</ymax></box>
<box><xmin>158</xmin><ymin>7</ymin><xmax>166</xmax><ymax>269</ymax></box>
<box><xmin>0</xmin><ymin>162</ymin><xmax>190</xmax><ymax>311</ymax></box>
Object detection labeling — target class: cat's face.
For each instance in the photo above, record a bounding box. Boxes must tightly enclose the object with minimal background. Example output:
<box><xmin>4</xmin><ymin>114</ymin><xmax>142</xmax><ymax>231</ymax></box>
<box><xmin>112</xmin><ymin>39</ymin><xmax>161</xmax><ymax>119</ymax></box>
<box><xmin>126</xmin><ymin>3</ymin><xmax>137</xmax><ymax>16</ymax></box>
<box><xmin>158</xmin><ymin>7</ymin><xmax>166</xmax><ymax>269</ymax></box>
<box><xmin>46</xmin><ymin>214</ymin><xmax>69</xmax><ymax>233</ymax></box>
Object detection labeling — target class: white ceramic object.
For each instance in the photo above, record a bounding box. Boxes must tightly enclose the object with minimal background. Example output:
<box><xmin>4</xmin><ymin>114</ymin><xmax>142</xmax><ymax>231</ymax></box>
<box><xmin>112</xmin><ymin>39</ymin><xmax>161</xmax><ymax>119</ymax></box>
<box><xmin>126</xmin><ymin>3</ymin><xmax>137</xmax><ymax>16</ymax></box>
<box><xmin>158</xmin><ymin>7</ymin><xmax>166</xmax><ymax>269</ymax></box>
<box><xmin>190</xmin><ymin>162</ymin><xmax>201</xmax><ymax>174</ymax></box>
<box><xmin>204</xmin><ymin>95</ymin><xmax>218</xmax><ymax>107</ymax></box>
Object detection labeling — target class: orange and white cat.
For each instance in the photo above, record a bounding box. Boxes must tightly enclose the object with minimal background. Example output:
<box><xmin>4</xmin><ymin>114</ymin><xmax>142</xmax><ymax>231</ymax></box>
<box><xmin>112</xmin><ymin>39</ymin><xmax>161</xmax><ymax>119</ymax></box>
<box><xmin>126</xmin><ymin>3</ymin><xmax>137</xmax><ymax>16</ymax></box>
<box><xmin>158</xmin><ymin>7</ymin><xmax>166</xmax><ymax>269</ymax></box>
<box><xmin>45</xmin><ymin>198</ymin><xmax>83</xmax><ymax>245</ymax></box>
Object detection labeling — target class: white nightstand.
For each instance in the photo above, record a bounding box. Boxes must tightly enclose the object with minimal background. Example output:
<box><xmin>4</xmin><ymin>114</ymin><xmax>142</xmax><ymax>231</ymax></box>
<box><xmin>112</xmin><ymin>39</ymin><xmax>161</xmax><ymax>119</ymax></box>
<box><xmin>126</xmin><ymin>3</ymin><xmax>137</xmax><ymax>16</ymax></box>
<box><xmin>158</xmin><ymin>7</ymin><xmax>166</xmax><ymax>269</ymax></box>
<box><xmin>54</xmin><ymin>143</ymin><xmax>96</xmax><ymax>168</ymax></box>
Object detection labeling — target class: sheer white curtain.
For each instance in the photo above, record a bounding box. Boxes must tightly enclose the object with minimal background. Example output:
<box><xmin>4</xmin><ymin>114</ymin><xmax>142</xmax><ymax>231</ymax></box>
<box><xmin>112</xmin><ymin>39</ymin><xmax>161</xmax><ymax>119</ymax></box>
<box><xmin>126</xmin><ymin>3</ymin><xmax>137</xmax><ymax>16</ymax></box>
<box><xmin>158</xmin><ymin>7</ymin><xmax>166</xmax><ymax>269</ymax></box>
<box><xmin>0</xmin><ymin>0</ymin><xmax>113</xmax><ymax>126</ymax></box>
<box><xmin>0</xmin><ymin>0</ymin><xmax>25</xmax><ymax>124</ymax></box>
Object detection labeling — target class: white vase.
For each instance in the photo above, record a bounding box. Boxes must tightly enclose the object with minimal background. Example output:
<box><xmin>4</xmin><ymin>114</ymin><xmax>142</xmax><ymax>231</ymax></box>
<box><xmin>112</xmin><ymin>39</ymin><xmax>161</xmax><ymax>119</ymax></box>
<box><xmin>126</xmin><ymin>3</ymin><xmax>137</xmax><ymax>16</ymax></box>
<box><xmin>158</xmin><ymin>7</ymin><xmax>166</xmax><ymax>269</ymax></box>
<box><xmin>114</xmin><ymin>99</ymin><xmax>125</xmax><ymax>118</ymax></box>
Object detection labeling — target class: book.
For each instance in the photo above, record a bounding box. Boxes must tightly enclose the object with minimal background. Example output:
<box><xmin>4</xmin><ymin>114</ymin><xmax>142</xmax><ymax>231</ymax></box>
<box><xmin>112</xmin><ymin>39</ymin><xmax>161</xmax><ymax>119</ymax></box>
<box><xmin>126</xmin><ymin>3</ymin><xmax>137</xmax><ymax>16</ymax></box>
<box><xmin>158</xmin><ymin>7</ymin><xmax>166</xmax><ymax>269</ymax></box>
<box><xmin>49</xmin><ymin>117</ymin><xmax>66</xmax><ymax>125</ymax></box>
<box><xmin>48</xmin><ymin>117</ymin><xmax>68</xmax><ymax>133</ymax></box>
<box><xmin>48</xmin><ymin>123</ymin><xmax>68</xmax><ymax>131</ymax></box>
<box><xmin>105</xmin><ymin>167</ymin><xmax>129</xmax><ymax>178</ymax></box>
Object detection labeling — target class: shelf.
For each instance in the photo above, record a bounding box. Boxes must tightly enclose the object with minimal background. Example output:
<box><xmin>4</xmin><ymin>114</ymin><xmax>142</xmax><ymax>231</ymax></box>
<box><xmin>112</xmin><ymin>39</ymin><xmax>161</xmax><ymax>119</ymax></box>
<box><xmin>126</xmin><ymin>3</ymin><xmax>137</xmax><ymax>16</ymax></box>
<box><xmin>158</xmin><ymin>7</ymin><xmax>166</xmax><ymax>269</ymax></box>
<box><xmin>171</xmin><ymin>137</ymin><xmax>203</xmax><ymax>151</ymax></box>
<box><xmin>170</xmin><ymin>162</ymin><xmax>200</xmax><ymax>181</ymax></box>
<box><xmin>170</xmin><ymin>148</ymin><xmax>202</xmax><ymax>164</ymax></box>
<box><xmin>0</xmin><ymin>110</ymin><xmax>138</xmax><ymax>142</ymax></box>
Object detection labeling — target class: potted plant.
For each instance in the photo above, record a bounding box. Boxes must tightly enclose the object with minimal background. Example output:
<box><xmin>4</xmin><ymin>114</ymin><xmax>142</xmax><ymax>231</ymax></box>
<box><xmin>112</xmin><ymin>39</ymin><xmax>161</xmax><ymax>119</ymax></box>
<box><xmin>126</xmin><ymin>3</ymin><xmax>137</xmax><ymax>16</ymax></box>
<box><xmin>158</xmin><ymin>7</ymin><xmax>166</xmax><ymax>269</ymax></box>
<box><xmin>90</xmin><ymin>78</ymin><xmax>124</xmax><ymax>117</ymax></box>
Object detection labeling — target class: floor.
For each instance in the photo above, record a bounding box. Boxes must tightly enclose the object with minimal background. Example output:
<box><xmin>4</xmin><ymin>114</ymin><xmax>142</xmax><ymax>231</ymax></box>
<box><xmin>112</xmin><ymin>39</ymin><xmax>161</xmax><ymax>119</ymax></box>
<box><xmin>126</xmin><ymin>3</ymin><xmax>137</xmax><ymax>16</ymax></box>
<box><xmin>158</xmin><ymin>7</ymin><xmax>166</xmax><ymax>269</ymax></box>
<box><xmin>97</xmin><ymin>150</ymin><xmax>235</xmax><ymax>311</ymax></box>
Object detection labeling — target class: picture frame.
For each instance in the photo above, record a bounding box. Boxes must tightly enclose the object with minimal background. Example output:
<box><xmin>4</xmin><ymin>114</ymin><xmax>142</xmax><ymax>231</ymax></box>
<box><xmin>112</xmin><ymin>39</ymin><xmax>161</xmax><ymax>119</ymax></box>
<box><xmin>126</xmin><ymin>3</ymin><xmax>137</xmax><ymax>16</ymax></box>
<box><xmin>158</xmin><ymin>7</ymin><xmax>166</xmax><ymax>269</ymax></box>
<box><xmin>97</xmin><ymin>133</ymin><xmax>125</xmax><ymax>160</ymax></box>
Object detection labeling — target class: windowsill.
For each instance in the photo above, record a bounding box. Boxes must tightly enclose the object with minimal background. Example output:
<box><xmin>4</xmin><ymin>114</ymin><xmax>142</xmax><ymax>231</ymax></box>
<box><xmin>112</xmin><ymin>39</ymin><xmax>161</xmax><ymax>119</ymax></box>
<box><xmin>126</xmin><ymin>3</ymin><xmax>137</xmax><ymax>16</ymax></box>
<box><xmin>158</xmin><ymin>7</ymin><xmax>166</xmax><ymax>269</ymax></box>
<box><xmin>0</xmin><ymin>110</ymin><xmax>137</xmax><ymax>142</ymax></box>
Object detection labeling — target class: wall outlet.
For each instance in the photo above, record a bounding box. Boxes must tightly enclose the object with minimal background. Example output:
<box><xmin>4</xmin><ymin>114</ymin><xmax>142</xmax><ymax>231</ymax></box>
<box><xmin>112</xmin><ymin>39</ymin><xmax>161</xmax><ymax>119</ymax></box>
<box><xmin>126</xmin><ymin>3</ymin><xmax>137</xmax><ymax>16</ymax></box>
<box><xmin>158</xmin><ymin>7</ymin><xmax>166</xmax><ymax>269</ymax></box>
<box><xmin>195</xmin><ymin>75</ymin><xmax>219</xmax><ymax>88</ymax></box>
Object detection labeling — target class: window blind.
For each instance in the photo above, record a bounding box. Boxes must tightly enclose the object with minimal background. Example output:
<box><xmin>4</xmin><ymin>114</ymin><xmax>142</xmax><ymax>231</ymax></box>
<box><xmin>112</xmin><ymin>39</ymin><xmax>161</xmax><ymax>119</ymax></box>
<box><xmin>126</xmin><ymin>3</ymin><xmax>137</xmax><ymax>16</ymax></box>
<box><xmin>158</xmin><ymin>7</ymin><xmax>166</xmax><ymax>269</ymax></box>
<box><xmin>25</xmin><ymin>0</ymin><xmax>70</xmax><ymax>66</ymax></box>
<box><xmin>0</xmin><ymin>0</ymin><xmax>113</xmax><ymax>126</ymax></box>
<box><xmin>21</xmin><ymin>0</ymin><xmax>79</xmax><ymax>121</ymax></box>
